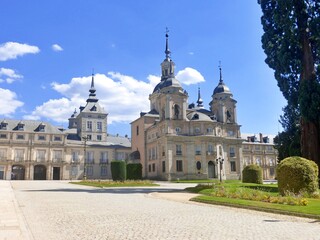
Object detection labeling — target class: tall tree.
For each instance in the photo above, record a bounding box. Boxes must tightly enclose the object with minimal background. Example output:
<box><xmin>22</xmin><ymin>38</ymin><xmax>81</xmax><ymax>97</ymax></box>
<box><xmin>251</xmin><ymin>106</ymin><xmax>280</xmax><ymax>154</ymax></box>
<box><xmin>259</xmin><ymin>0</ymin><xmax>320</xmax><ymax>171</ymax></box>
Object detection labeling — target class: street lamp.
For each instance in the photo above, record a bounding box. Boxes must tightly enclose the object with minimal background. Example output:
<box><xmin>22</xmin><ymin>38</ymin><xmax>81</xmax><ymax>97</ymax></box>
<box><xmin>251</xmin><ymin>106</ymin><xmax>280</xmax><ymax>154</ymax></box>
<box><xmin>216</xmin><ymin>157</ymin><xmax>224</xmax><ymax>183</ymax></box>
<box><xmin>82</xmin><ymin>136</ymin><xmax>89</xmax><ymax>180</ymax></box>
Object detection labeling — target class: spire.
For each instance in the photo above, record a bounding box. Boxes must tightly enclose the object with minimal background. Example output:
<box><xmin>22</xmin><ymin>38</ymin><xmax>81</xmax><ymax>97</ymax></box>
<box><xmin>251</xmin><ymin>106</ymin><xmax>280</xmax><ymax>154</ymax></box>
<box><xmin>196</xmin><ymin>86</ymin><xmax>204</xmax><ymax>108</ymax></box>
<box><xmin>165</xmin><ymin>27</ymin><xmax>171</xmax><ymax>59</ymax></box>
<box><xmin>219</xmin><ymin>61</ymin><xmax>223</xmax><ymax>83</ymax></box>
<box><xmin>87</xmin><ymin>72</ymin><xmax>98</xmax><ymax>103</ymax></box>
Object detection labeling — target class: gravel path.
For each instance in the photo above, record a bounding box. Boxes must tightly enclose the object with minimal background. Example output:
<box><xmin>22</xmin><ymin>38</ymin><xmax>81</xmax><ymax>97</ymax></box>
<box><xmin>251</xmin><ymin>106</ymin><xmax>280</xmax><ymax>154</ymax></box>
<box><xmin>11</xmin><ymin>181</ymin><xmax>320</xmax><ymax>240</ymax></box>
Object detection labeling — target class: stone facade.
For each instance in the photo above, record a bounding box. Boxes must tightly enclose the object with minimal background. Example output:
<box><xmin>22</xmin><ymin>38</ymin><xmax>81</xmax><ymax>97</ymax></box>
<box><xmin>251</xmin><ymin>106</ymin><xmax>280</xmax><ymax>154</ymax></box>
<box><xmin>131</xmin><ymin>33</ymin><xmax>277</xmax><ymax>181</ymax></box>
<box><xmin>0</xmin><ymin>75</ymin><xmax>131</xmax><ymax>180</ymax></box>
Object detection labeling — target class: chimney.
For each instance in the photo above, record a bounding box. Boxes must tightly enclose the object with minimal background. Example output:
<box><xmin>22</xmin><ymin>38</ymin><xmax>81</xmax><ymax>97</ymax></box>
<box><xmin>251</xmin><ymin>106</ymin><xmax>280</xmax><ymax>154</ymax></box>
<box><xmin>259</xmin><ymin>133</ymin><xmax>263</xmax><ymax>143</ymax></box>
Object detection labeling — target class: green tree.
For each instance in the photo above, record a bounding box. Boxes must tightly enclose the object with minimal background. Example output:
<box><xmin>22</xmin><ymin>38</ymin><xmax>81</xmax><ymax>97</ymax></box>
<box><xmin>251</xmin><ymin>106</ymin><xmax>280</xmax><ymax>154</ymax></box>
<box><xmin>259</xmin><ymin>0</ymin><xmax>320</xmax><ymax>172</ymax></box>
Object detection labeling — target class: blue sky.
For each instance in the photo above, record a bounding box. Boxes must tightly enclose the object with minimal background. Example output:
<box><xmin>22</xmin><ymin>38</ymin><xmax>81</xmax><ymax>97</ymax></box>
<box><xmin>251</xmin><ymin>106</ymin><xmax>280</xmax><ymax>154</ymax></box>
<box><xmin>0</xmin><ymin>1</ymin><xmax>286</xmax><ymax>137</ymax></box>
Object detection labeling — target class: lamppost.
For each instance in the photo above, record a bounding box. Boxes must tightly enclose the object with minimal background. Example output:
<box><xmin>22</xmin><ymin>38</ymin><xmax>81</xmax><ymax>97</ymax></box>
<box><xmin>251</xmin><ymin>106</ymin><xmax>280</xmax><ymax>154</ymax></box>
<box><xmin>216</xmin><ymin>157</ymin><xmax>224</xmax><ymax>183</ymax></box>
<box><xmin>82</xmin><ymin>136</ymin><xmax>88</xmax><ymax>180</ymax></box>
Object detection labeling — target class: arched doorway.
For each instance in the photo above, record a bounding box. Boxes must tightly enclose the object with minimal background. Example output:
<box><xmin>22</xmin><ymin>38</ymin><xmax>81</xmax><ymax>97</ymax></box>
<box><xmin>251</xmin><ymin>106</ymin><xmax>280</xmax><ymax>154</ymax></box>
<box><xmin>11</xmin><ymin>165</ymin><xmax>25</xmax><ymax>180</ymax></box>
<box><xmin>34</xmin><ymin>165</ymin><xmax>47</xmax><ymax>180</ymax></box>
<box><xmin>208</xmin><ymin>161</ymin><xmax>216</xmax><ymax>178</ymax></box>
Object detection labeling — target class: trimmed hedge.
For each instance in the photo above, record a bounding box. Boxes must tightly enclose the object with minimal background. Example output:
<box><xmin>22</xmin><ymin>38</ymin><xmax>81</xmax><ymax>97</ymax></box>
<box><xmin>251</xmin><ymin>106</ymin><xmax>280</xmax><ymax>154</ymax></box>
<box><xmin>126</xmin><ymin>163</ymin><xmax>142</xmax><ymax>180</ymax></box>
<box><xmin>277</xmin><ymin>156</ymin><xmax>319</xmax><ymax>195</ymax></box>
<box><xmin>111</xmin><ymin>161</ymin><xmax>126</xmax><ymax>181</ymax></box>
<box><xmin>242</xmin><ymin>164</ymin><xmax>263</xmax><ymax>184</ymax></box>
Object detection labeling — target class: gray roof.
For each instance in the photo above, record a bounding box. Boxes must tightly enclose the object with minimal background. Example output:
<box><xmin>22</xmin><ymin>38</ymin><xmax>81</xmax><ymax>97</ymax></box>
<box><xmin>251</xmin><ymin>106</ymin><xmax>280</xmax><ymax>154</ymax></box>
<box><xmin>153</xmin><ymin>77</ymin><xmax>182</xmax><ymax>93</ymax></box>
<box><xmin>0</xmin><ymin>119</ymin><xmax>64</xmax><ymax>134</ymax></box>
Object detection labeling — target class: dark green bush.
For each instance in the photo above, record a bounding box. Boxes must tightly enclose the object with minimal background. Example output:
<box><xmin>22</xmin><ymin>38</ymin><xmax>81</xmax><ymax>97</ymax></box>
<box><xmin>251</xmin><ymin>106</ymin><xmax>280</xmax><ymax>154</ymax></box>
<box><xmin>111</xmin><ymin>161</ymin><xmax>126</xmax><ymax>181</ymax></box>
<box><xmin>126</xmin><ymin>163</ymin><xmax>142</xmax><ymax>180</ymax></box>
<box><xmin>277</xmin><ymin>156</ymin><xmax>319</xmax><ymax>195</ymax></box>
<box><xmin>242</xmin><ymin>164</ymin><xmax>263</xmax><ymax>184</ymax></box>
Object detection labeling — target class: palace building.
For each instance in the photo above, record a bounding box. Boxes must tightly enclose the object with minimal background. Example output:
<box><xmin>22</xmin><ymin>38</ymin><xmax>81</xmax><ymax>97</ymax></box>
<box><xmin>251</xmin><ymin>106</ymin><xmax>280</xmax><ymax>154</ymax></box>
<box><xmin>0</xmin><ymin>75</ymin><xmax>131</xmax><ymax>180</ymax></box>
<box><xmin>130</xmin><ymin>33</ymin><xmax>277</xmax><ymax>180</ymax></box>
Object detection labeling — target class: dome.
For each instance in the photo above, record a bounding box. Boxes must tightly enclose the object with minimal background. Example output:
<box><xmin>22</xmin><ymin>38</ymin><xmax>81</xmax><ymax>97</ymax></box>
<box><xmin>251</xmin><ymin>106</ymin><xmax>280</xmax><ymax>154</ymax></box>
<box><xmin>213</xmin><ymin>81</ymin><xmax>231</xmax><ymax>95</ymax></box>
<box><xmin>153</xmin><ymin>77</ymin><xmax>182</xmax><ymax>93</ymax></box>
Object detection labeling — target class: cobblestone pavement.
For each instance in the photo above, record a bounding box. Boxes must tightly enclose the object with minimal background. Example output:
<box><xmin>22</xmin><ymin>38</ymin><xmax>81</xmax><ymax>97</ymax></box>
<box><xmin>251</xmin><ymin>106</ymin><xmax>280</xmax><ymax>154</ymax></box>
<box><xmin>8</xmin><ymin>181</ymin><xmax>320</xmax><ymax>240</ymax></box>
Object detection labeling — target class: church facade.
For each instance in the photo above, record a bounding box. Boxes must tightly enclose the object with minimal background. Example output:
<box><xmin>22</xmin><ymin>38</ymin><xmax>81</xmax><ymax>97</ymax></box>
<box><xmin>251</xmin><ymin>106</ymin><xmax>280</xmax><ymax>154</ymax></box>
<box><xmin>131</xmin><ymin>33</ymin><xmax>278</xmax><ymax>181</ymax></box>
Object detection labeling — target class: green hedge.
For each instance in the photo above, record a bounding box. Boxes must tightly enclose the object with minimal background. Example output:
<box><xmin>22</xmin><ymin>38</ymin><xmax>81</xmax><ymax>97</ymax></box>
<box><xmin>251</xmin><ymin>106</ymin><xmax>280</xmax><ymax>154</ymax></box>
<box><xmin>126</xmin><ymin>163</ymin><xmax>142</xmax><ymax>180</ymax></box>
<box><xmin>277</xmin><ymin>156</ymin><xmax>319</xmax><ymax>195</ymax></box>
<box><xmin>242</xmin><ymin>164</ymin><xmax>263</xmax><ymax>184</ymax></box>
<box><xmin>111</xmin><ymin>161</ymin><xmax>126</xmax><ymax>181</ymax></box>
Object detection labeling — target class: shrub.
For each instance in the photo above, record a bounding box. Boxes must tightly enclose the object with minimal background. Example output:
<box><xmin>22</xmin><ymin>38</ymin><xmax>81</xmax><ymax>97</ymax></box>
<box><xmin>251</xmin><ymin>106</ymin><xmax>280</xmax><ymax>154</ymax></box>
<box><xmin>126</xmin><ymin>163</ymin><xmax>142</xmax><ymax>180</ymax></box>
<box><xmin>111</xmin><ymin>161</ymin><xmax>126</xmax><ymax>181</ymax></box>
<box><xmin>242</xmin><ymin>164</ymin><xmax>263</xmax><ymax>184</ymax></box>
<box><xmin>277</xmin><ymin>156</ymin><xmax>319</xmax><ymax>196</ymax></box>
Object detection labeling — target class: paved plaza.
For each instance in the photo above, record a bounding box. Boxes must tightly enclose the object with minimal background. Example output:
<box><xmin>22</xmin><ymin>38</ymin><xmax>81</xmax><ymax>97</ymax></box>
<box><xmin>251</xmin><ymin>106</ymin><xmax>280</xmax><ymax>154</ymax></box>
<box><xmin>1</xmin><ymin>181</ymin><xmax>320</xmax><ymax>240</ymax></box>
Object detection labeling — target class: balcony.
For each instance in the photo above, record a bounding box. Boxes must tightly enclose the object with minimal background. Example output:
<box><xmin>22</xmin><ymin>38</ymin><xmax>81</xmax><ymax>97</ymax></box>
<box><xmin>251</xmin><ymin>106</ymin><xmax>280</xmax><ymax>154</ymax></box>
<box><xmin>52</xmin><ymin>158</ymin><xmax>62</xmax><ymax>163</ymax></box>
<box><xmin>71</xmin><ymin>158</ymin><xmax>79</xmax><ymax>164</ymax></box>
<box><xmin>14</xmin><ymin>157</ymin><xmax>24</xmax><ymax>162</ymax></box>
<box><xmin>86</xmin><ymin>159</ymin><xmax>94</xmax><ymax>165</ymax></box>
<box><xmin>36</xmin><ymin>158</ymin><xmax>46</xmax><ymax>163</ymax></box>
<box><xmin>230</xmin><ymin>153</ymin><xmax>235</xmax><ymax>158</ymax></box>
<box><xmin>195</xmin><ymin>151</ymin><xmax>201</xmax><ymax>155</ymax></box>
<box><xmin>176</xmin><ymin>151</ymin><xmax>182</xmax><ymax>156</ymax></box>
<box><xmin>100</xmin><ymin>159</ymin><xmax>108</xmax><ymax>165</ymax></box>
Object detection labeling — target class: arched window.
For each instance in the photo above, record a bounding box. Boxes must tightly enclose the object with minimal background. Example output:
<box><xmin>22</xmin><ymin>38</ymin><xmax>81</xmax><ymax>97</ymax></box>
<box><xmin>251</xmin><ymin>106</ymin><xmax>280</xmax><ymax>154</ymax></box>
<box><xmin>174</xmin><ymin>104</ymin><xmax>180</xmax><ymax>119</ymax></box>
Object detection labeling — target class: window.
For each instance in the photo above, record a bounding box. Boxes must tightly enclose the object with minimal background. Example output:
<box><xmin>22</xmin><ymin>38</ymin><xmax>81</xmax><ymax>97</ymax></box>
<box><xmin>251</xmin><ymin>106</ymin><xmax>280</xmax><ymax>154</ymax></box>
<box><xmin>53</xmin><ymin>150</ymin><xmax>62</xmax><ymax>162</ymax></box>
<box><xmin>230</xmin><ymin>161</ymin><xmax>236</xmax><ymax>172</ymax></box>
<box><xmin>38</xmin><ymin>135</ymin><xmax>46</xmax><ymax>141</ymax></box>
<box><xmin>0</xmin><ymin>122</ymin><xmax>7</xmax><ymax>130</ymax></box>
<box><xmin>116</xmin><ymin>152</ymin><xmax>125</xmax><ymax>161</ymax></box>
<box><xmin>87</xmin><ymin>166</ymin><xmax>93</xmax><ymax>176</ymax></box>
<box><xmin>266</xmin><ymin>146</ymin><xmax>274</xmax><ymax>152</ymax></box>
<box><xmin>207</xmin><ymin>144</ymin><xmax>214</xmax><ymax>155</ymax></box>
<box><xmin>86</xmin><ymin>151</ymin><xmax>94</xmax><ymax>164</ymax></box>
<box><xmin>227</xmin><ymin>131</ymin><xmax>234</xmax><ymax>137</ymax></box>
<box><xmin>255</xmin><ymin>145</ymin><xmax>261</xmax><ymax>150</ymax></box>
<box><xmin>0</xmin><ymin>134</ymin><xmax>7</xmax><ymax>139</ymax></box>
<box><xmin>0</xmin><ymin>149</ymin><xmax>7</xmax><ymax>160</ymax></box>
<box><xmin>39</xmin><ymin>124</ymin><xmax>45</xmax><ymax>132</ymax></box>
<box><xmin>87</xmin><ymin>135</ymin><xmax>92</xmax><ymax>140</ymax></box>
<box><xmin>97</xmin><ymin>135</ymin><xmax>102</xmax><ymax>141</ymax></box>
<box><xmin>101</xmin><ymin>166</ymin><xmax>107</xmax><ymax>176</ymax></box>
<box><xmin>36</xmin><ymin>150</ymin><xmax>46</xmax><ymax>162</ymax></box>
<box><xmin>229</xmin><ymin>147</ymin><xmax>235</xmax><ymax>157</ymax></box>
<box><xmin>71</xmin><ymin>166</ymin><xmax>78</xmax><ymax>176</ymax></box>
<box><xmin>136</xmin><ymin>126</ymin><xmax>139</xmax><ymax>135</ymax></box>
<box><xmin>207</xmin><ymin>128</ymin><xmax>213</xmax><ymax>134</ymax></box>
<box><xmin>269</xmin><ymin>158</ymin><xmax>275</xmax><ymax>166</ymax></box>
<box><xmin>14</xmin><ymin>149</ymin><xmax>24</xmax><ymax>162</ymax></box>
<box><xmin>176</xmin><ymin>145</ymin><xmax>182</xmax><ymax>155</ymax></box>
<box><xmin>194</xmin><ymin>127</ymin><xmax>200</xmax><ymax>134</ymax></box>
<box><xmin>195</xmin><ymin>145</ymin><xmax>201</xmax><ymax>155</ymax></box>
<box><xmin>18</xmin><ymin>123</ymin><xmax>24</xmax><ymax>131</ymax></box>
<box><xmin>162</xmin><ymin>161</ymin><xmax>166</xmax><ymax>173</ymax></box>
<box><xmin>152</xmin><ymin>163</ymin><xmax>155</xmax><ymax>172</ymax></box>
<box><xmin>97</xmin><ymin>122</ymin><xmax>102</xmax><ymax>132</ymax></box>
<box><xmin>256</xmin><ymin>157</ymin><xmax>261</xmax><ymax>166</ymax></box>
<box><xmin>54</xmin><ymin>136</ymin><xmax>61</xmax><ymax>141</ymax></box>
<box><xmin>244</xmin><ymin>157</ymin><xmax>250</xmax><ymax>166</ymax></box>
<box><xmin>87</xmin><ymin>121</ymin><xmax>92</xmax><ymax>130</ymax></box>
<box><xmin>176</xmin><ymin>160</ymin><xmax>183</xmax><ymax>172</ymax></box>
<box><xmin>16</xmin><ymin>134</ymin><xmax>24</xmax><ymax>140</ymax></box>
<box><xmin>100</xmin><ymin>152</ymin><xmax>108</xmax><ymax>163</ymax></box>
<box><xmin>270</xmin><ymin>168</ymin><xmax>275</xmax><ymax>176</ymax></box>
<box><xmin>148</xmin><ymin>164</ymin><xmax>151</xmax><ymax>172</ymax></box>
<box><xmin>72</xmin><ymin>151</ymin><xmax>79</xmax><ymax>163</ymax></box>
<box><xmin>175</xmin><ymin>127</ymin><xmax>181</xmax><ymax>133</ymax></box>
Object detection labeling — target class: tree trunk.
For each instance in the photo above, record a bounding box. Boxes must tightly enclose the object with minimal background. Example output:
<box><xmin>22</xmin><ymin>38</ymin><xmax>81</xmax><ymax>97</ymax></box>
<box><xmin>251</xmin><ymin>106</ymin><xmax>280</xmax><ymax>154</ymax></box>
<box><xmin>295</xmin><ymin>0</ymin><xmax>320</xmax><ymax>172</ymax></box>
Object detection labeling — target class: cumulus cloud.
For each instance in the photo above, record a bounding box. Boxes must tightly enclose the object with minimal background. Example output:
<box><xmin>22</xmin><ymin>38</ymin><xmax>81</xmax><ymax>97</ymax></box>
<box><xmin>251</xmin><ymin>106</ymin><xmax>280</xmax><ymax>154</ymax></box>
<box><xmin>0</xmin><ymin>88</ymin><xmax>24</xmax><ymax>116</ymax></box>
<box><xmin>25</xmin><ymin>73</ymin><xmax>158</xmax><ymax>124</ymax></box>
<box><xmin>0</xmin><ymin>42</ymin><xmax>40</xmax><ymax>61</ymax></box>
<box><xmin>176</xmin><ymin>67</ymin><xmax>205</xmax><ymax>85</ymax></box>
<box><xmin>52</xmin><ymin>44</ymin><xmax>63</xmax><ymax>52</ymax></box>
<box><xmin>0</xmin><ymin>68</ymin><xmax>23</xmax><ymax>84</ymax></box>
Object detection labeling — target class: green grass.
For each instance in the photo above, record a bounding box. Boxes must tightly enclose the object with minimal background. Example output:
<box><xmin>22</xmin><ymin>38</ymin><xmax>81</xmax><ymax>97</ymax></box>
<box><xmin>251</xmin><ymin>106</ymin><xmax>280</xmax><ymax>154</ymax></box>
<box><xmin>185</xmin><ymin>181</ymin><xmax>320</xmax><ymax>219</ymax></box>
<box><xmin>70</xmin><ymin>180</ymin><xmax>159</xmax><ymax>188</ymax></box>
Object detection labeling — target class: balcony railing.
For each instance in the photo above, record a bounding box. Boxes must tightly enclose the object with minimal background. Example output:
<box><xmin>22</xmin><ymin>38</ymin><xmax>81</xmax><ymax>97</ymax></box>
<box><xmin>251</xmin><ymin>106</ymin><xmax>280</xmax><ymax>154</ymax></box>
<box><xmin>36</xmin><ymin>158</ymin><xmax>46</xmax><ymax>163</ymax></box>
<box><xmin>195</xmin><ymin>151</ymin><xmax>201</xmax><ymax>155</ymax></box>
<box><xmin>52</xmin><ymin>158</ymin><xmax>62</xmax><ymax>163</ymax></box>
<box><xmin>86</xmin><ymin>159</ymin><xmax>94</xmax><ymax>164</ymax></box>
<box><xmin>14</xmin><ymin>157</ymin><xmax>24</xmax><ymax>162</ymax></box>
<box><xmin>176</xmin><ymin>151</ymin><xmax>182</xmax><ymax>156</ymax></box>
<box><xmin>100</xmin><ymin>159</ymin><xmax>108</xmax><ymax>164</ymax></box>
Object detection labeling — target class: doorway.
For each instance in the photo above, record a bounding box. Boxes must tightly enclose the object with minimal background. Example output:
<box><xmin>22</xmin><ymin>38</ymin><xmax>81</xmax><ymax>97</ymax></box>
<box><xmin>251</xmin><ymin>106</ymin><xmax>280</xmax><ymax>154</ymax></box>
<box><xmin>34</xmin><ymin>165</ymin><xmax>47</xmax><ymax>180</ymax></box>
<box><xmin>12</xmin><ymin>165</ymin><xmax>25</xmax><ymax>180</ymax></box>
<box><xmin>208</xmin><ymin>161</ymin><xmax>216</xmax><ymax>178</ymax></box>
<box><xmin>53</xmin><ymin>167</ymin><xmax>60</xmax><ymax>180</ymax></box>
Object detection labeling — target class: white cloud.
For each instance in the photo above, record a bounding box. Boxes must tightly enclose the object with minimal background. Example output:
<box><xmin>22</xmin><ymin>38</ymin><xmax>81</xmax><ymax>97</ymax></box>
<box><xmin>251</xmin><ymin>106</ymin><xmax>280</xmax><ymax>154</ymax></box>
<box><xmin>0</xmin><ymin>88</ymin><xmax>24</xmax><ymax>116</ymax></box>
<box><xmin>176</xmin><ymin>67</ymin><xmax>205</xmax><ymax>85</ymax></box>
<box><xmin>188</xmin><ymin>52</ymin><xmax>194</xmax><ymax>55</ymax></box>
<box><xmin>52</xmin><ymin>44</ymin><xmax>63</xmax><ymax>52</ymax></box>
<box><xmin>24</xmin><ymin>68</ymin><xmax>205</xmax><ymax>125</ymax></box>
<box><xmin>0</xmin><ymin>42</ymin><xmax>40</xmax><ymax>61</ymax></box>
<box><xmin>0</xmin><ymin>68</ymin><xmax>23</xmax><ymax>84</ymax></box>
<box><xmin>25</xmin><ymin>73</ymin><xmax>158</xmax><ymax>124</ymax></box>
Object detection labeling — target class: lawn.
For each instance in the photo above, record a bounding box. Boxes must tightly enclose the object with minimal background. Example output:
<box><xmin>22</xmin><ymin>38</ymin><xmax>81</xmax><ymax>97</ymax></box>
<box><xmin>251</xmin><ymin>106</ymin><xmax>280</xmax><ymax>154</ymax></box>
<box><xmin>71</xmin><ymin>180</ymin><xmax>159</xmax><ymax>188</ymax></box>
<box><xmin>185</xmin><ymin>180</ymin><xmax>320</xmax><ymax>219</ymax></box>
